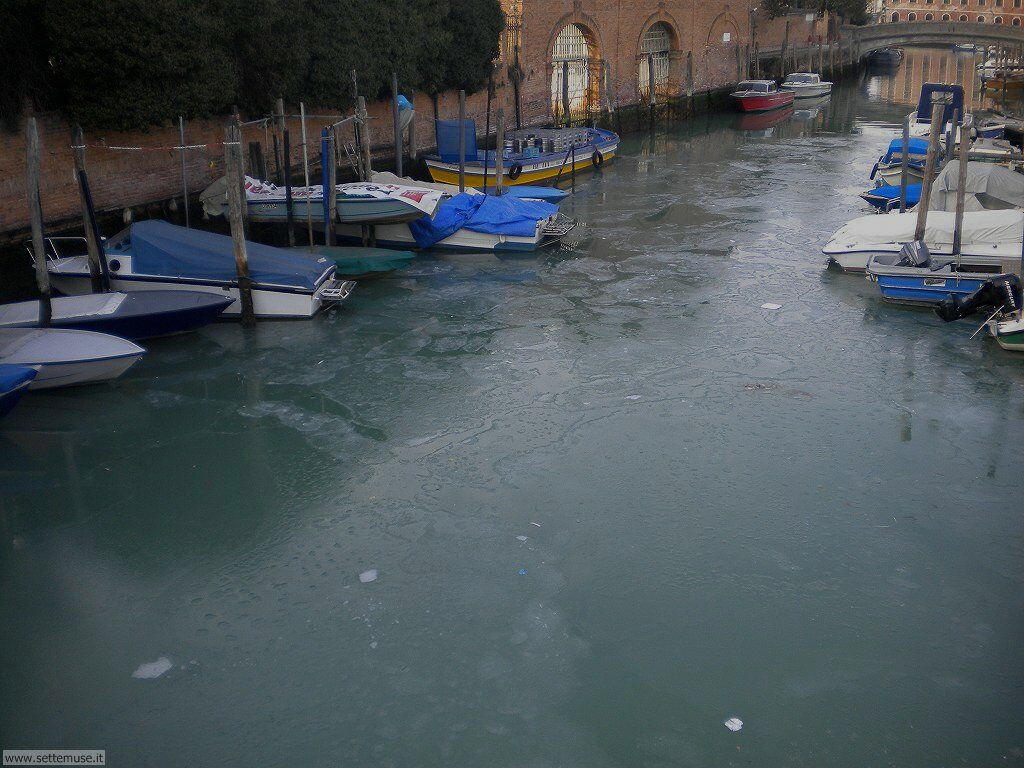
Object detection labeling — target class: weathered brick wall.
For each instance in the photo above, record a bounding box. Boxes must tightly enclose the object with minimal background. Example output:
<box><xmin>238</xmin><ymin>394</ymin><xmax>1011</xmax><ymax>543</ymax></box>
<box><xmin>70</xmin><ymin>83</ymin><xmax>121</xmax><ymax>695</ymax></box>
<box><xmin>1</xmin><ymin>0</ymin><xmax>761</xmax><ymax>241</ymax></box>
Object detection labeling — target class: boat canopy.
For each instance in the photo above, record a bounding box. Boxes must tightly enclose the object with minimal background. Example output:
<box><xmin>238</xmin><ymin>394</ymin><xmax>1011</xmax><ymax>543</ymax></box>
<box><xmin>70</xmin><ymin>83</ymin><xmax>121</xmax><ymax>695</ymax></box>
<box><xmin>915</xmin><ymin>83</ymin><xmax>964</xmax><ymax>126</ymax></box>
<box><xmin>407</xmin><ymin>193</ymin><xmax>557</xmax><ymax>248</ymax></box>
<box><xmin>862</xmin><ymin>184</ymin><xmax>922</xmax><ymax>207</ymax></box>
<box><xmin>880</xmin><ymin>137</ymin><xmax>930</xmax><ymax>163</ymax></box>
<box><xmin>123</xmin><ymin>220</ymin><xmax>333</xmax><ymax>290</ymax></box>
<box><xmin>736</xmin><ymin>80</ymin><xmax>772</xmax><ymax>93</ymax></box>
<box><xmin>829</xmin><ymin>209</ymin><xmax>1024</xmax><ymax>247</ymax></box>
<box><xmin>929</xmin><ymin>161</ymin><xmax>1024</xmax><ymax>212</ymax></box>
<box><xmin>784</xmin><ymin>73</ymin><xmax>820</xmax><ymax>84</ymax></box>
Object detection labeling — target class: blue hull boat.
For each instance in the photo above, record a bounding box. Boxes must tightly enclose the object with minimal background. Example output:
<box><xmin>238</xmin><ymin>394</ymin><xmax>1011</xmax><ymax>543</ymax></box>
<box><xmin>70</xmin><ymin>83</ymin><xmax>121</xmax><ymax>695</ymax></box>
<box><xmin>860</xmin><ymin>183</ymin><xmax>922</xmax><ymax>212</ymax></box>
<box><xmin>866</xmin><ymin>243</ymin><xmax>998</xmax><ymax>306</ymax></box>
<box><xmin>0</xmin><ymin>291</ymin><xmax>233</xmax><ymax>340</ymax></box>
<box><xmin>0</xmin><ymin>364</ymin><xmax>37</xmax><ymax>417</ymax></box>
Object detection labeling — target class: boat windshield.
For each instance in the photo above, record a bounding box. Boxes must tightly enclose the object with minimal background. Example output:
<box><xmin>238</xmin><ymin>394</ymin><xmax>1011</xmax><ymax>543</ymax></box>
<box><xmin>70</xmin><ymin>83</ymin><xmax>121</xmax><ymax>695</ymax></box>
<box><xmin>786</xmin><ymin>74</ymin><xmax>816</xmax><ymax>84</ymax></box>
<box><xmin>737</xmin><ymin>81</ymin><xmax>769</xmax><ymax>93</ymax></box>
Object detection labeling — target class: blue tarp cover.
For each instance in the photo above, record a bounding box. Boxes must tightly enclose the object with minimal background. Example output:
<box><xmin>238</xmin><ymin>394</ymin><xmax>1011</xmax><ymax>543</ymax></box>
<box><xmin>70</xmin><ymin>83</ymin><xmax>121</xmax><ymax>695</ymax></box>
<box><xmin>881</xmin><ymin>137</ymin><xmax>929</xmax><ymax>163</ymax></box>
<box><xmin>124</xmin><ymin>220</ymin><xmax>332</xmax><ymax>290</ymax></box>
<box><xmin>862</xmin><ymin>184</ymin><xmax>922</xmax><ymax>209</ymax></box>
<box><xmin>408</xmin><ymin>193</ymin><xmax>558</xmax><ymax>248</ymax></box>
<box><xmin>435</xmin><ymin>120</ymin><xmax>479</xmax><ymax>163</ymax></box>
<box><xmin>916</xmin><ymin>83</ymin><xmax>964</xmax><ymax>126</ymax></box>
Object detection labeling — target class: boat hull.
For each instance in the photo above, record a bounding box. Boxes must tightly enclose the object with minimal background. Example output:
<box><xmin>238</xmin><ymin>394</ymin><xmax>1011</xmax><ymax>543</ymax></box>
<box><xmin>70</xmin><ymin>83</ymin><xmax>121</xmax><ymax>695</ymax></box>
<box><xmin>989</xmin><ymin>316</ymin><xmax>1024</xmax><ymax>351</ymax></box>
<box><xmin>873</xmin><ymin>163</ymin><xmax>927</xmax><ymax>187</ymax></box>
<box><xmin>0</xmin><ymin>329</ymin><xmax>144</xmax><ymax>389</ymax></box>
<box><xmin>781</xmin><ymin>83</ymin><xmax>833</xmax><ymax>99</ymax></box>
<box><xmin>868</xmin><ymin>270</ymin><xmax>988</xmax><ymax>305</ymax></box>
<box><xmin>247</xmin><ymin>196</ymin><xmax>425</xmax><ymax>225</ymax></box>
<box><xmin>334</xmin><ymin>223</ymin><xmax>550</xmax><ymax>253</ymax></box>
<box><xmin>0</xmin><ymin>365</ymin><xmax>36</xmax><ymax>416</ymax></box>
<box><xmin>425</xmin><ymin>146</ymin><xmax>617</xmax><ymax>187</ymax></box>
<box><xmin>732</xmin><ymin>92</ymin><xmax>795</xmax><ymax>112</ymax></box>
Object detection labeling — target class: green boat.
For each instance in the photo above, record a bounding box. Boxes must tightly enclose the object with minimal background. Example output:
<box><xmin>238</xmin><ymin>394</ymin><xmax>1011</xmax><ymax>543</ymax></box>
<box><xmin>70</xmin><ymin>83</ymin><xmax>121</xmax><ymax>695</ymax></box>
<box><xmin>305</xmin><ymin>246</ymin><xmax>417</xmax><ymax>280</ymax></box>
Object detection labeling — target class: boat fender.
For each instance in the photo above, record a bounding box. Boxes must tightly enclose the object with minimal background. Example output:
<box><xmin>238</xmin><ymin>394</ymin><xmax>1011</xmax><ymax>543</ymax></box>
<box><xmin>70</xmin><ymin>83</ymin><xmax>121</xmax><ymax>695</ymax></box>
<box><xmin>508</xmin><ymin>164</ymin><xmax>523</xmax><ymax>180</ymax></box>
<box><xmin>591</xmin><ymin>150</ymin><xmax>604</xmax><ymax>168</ymax></box>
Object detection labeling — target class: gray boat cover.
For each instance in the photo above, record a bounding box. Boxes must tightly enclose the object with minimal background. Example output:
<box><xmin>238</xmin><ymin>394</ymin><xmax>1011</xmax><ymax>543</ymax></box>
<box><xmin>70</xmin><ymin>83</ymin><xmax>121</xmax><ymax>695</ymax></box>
<box><xmin>929</xmin><ymin>161</ymin><xmax>1024</xmax><ymax>211</ymax></box>
<box><xmin>828</xmin><ymin>209</ymin><xmax>1024</xmax><ymax>247</ymax></box>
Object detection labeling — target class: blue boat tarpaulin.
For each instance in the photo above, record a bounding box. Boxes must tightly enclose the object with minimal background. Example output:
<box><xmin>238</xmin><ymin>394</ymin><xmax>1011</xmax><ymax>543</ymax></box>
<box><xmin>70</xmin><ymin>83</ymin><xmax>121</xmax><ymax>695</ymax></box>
<box><xmin>126</xmin><ymin>220</ymin><xmax>332</xmax><ymax>290</ymax></box>
<box><xmin>862</xmin><ymin>184</ymin><xmax>922</xmax><ymax>210</ymax></box>
<box><xmin>881</xmin><ymin>137</ymin><xmax>929</xmax><ymax>163</ymax></box>
<box><xmin>407</xmin><ymin>193</ymin><xmax>557</xmax><ymax>248</ymax></box>
<box><xmin>435</xmin><ymin>120</ymin><xmax>479</xmax><ymax>163</ymax></box>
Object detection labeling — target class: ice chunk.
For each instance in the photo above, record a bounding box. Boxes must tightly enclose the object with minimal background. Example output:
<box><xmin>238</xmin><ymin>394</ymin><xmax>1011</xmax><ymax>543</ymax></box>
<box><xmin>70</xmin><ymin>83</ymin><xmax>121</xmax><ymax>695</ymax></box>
<box><xmin>761</xmin><ymin>303</ymin><xmax>782</xmax><ymax>310</ymax></box>
<box><xmin>359</xmin><ymin>569</ymin><xmax>378</xmax><ymax>583</ymax></box>
<box><xmin>724</xmin><ymin>717</ymin><xmax>743</xmax><ymax>732</ymax></box>
<box><xmin>133</xmin><ymin>657</ymin><xmax>173</xmax><ymax>679</ymax></box>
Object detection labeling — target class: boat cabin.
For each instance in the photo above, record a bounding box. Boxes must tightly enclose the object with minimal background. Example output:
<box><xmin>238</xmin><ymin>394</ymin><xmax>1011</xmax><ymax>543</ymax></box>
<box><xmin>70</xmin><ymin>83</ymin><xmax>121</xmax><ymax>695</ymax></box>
<box><xmin>783</xmin><ymin>73</ymin><xmax>822</xmax><ymax>85</ymax></box>
<box><xmin>734</xmin><ymin>80</ymin><xmax>778</xmax><ymax>94</ymax></box>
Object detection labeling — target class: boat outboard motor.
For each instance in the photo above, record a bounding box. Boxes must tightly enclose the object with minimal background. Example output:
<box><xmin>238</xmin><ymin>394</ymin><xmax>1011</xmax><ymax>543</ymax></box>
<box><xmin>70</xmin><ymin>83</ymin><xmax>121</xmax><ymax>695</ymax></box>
<box><xmin>895</xmin><ymin>240</ymin><xmax>931</xmax><ymax>268</ymax></box>
<box><xmin>935</xmin><ymin>273</ymin><xmax>1022</xmax><ymax>322</ymax></box>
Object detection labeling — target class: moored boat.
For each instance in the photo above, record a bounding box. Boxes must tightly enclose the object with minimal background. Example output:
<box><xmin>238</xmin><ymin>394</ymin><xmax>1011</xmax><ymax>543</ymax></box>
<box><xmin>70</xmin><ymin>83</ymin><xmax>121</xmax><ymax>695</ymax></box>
<box><xmin>0</xmin><ymin>365</ymin><xmax>37</xmax><ymax>416</ymax></box>
<box><xmin>0</xmin><ymin>291</ymin><xmax>232</xmax><ymax>340</ymax></box>
<box><xmin>731</xmin><ymin>80</ymin><xmax>794</xmax><ymax>112</ymax></box>
<box><xmin>309</xmin><ymin>246</ymin><xmax>417</xmax><ymax>279</ymax></box>
<box><xmin>860</xmin><ymin>183</ymin><xmax>922</xmax><ymax>212</ymax></box>
<box><xmin>45</xmin><ymin>220</ymin><xmax>355</xmax><ymax>319</ymax></box>
<box><xmin>0</xmin><ymin>328</ymin><xmax>144</xmax><ymax>389</ymax></box>
<box><xmin>424</xmin><ymin>125</ymin><xmax>618</xmax><ymax>187</ymax></box>
<box><xmin>780</xmin><ymin>72</ymin><xmax>832</xmax><ymax>99</ymax></box>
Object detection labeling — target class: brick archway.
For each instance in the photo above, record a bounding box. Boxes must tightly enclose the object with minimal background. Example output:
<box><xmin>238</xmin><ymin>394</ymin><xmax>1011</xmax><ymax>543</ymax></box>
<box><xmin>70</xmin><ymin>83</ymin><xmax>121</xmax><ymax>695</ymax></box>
<box><xmin>547</xmin><ymin>15</ymin><xmax>604</xmax><ymax>124</ymax></box>
<box><xmin>636</xmin><ymin>14</ymin><xmax>683</xmax><ymax>100</ymax></box>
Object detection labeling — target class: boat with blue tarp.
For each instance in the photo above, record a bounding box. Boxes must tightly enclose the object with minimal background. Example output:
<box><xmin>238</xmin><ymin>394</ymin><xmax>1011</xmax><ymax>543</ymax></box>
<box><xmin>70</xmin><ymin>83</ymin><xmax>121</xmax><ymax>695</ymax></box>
<box><xmin>425</xmin><ymin>122</ymin><xmax>618</xmax><ymax>187</ymax></box>
<box><xmin>0</xmin><ymin>364</ymin><xmax>37</xmax><ymax>416</ymax></box>
<box><xmin>860</xmin><ymin>183</ymin><xmax>922</xmax><ymax>212</ymax></box>
<box><xmin>869</xmin><ymin>137</ymin><xmax>930</xmax><ymax>186</ymax></box>
<box><xmin>45</xmin><ymin>220</ymin><xmax>355</xmax><ymax>319</ymax></box>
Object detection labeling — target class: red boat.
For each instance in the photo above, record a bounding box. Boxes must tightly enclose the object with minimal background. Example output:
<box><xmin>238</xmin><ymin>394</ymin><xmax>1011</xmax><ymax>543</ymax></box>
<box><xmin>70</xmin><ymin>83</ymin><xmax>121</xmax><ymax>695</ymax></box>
<box><xmin>731</xmin><ymin>80</ymin><xmax>795</xmax><ymax>112</ymax></box>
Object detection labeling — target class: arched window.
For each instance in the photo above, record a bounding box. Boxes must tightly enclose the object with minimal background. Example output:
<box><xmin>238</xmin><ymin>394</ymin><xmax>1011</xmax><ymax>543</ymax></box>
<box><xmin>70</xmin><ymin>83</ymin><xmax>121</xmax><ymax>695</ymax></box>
<box><xmin>908</xmin><ymin>11</ymin><xmax>918</xmax><ymax>19</ymax></box>
<box><xmin>639</xmin><ymin>23</ymin><xmax>673</xmax><ymax>100</ymax></box>
<box><xmin>977</xmin><ymin>14</ymin><xmax>986</xmax><ymax>20</ymax></box>
<box><xmin>925</xmin><ymin>12</ymin><xmax>934</xmax><ymax>18</ymax></box>
<box><xmin>1014</xmin><ymin>16</ymin><xmax>1022</xmax><ymax>24</ymax></box>
<box><xmin>892</xmin><ymin>10</ymin><xmax>900</xmax><ymax>19</ymax></box>
<box><xmin>551</xmin><ymin>24</ymin><xmax>595</xmax><ymax>123</ymax></box>
<box><xmin>959</xmin><ymin>12</ymin><xmax>969</xmax><ymax>18</ymax></box>
<box><xmin>995</xmin><ymin>14</ymin><xmax>1003</xmax><ymax>20</ymax></box>
<box><xmin>942</xmin><ymin>13</ymin><xmax>950</xmax><ymax>18</ymax></box>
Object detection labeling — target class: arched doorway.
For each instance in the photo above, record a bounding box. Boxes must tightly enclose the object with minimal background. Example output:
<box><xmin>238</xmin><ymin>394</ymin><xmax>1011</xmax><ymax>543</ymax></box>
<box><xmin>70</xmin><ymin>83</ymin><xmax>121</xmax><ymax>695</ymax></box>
<box><xmin>942</xmin><ymin>13</ymin><xmax>950</xmax><ymax>20</ymax></box>
<box><xmin>551</xmin><ymin>23</ymin><xmax>597</xmax><ymax>124</ymax></box>
<box><xmin>639</xmin><ymin>22</ymin><xmax>674</xmax><ymax>100</ymax></box>
<box><xmin>908</xmin><ymin>12</ymin><xmax>917</xmax><ymax>20</ymax></box>
<box><xmin>1014</xmin><ymin>16</ymin><xmax>1021</xmax><ymax>24</ymax></box>
<box><xmin>925</xmin><ymin>12</ymin><xmax>934</xmax><ymax>19</ymax></box>
<box><xmin>891</xmin><ymin>11</ymin><xmax>900</xmax><ymax>20</ymax></box>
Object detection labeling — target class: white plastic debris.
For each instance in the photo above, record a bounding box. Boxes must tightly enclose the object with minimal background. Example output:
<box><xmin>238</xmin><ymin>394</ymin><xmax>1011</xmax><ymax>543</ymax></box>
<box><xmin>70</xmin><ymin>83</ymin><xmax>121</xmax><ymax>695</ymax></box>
<box><xmin>530</xmin><ymin>522</ymin><xmax>541</xmax><ymax>528</ymax></box>
<box><xmin>132</xmin><ymin>657</ymin><xmax>173</xmax><ymax>679</ymax></box>
<box><xmin>515</xmin><ymin>535</ymin><xmax>528</xmax><ymax>542</ymax></box>
<box><xmin>761</xmin><ymin>303</ymin><xmax>782</xmax><ymax>310</ymax></box>
<box><xmin>723</xmin><ymin>717</ymin><xmax>743</xmax><ymax>732</ymax></box>
<box><xmin>625</xmin><ymin>394</ymin><xmax>642</xmax><ymax>400</ymax></box>
<box><xmin>359</xmin><ymin>569</ymin><xmax>378</xmax><ymax>583</ymax></box>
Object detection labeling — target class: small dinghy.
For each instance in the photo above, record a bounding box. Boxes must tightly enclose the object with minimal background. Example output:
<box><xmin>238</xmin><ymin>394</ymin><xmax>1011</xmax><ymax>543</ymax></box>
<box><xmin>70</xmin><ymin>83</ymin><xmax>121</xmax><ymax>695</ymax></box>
<box><xmin>0</xmin><ymin>328</ymin><xmax>144</xmax><ymax>389</ymax></box>
<box><xmin>0</xmin><ymin>364</ymin><xmax>37</xmax><ymax>416</ymax></box>
<box><xmin>307</xmin><ymin>246</ymin><xmax>416</xmax><ymax>279</ymax></box>
<box><xmin>870</xmin><ymin>137</ymin><xmax>931</xmax><ymax>187</ymax></box>
<box><xmin>0</xmin><ymin>291</ymin><xmax>232</xmax><ymax>340</ymax></box>
<box><xmin>866</xmin><ymin>241</ymin><xmax>1008</xmax><ymax>306</ymax></box>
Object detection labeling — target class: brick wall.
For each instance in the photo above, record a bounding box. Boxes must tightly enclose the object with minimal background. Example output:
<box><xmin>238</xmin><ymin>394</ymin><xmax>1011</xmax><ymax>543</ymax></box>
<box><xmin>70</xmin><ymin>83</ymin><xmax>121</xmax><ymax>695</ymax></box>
<box><xmin>1</xmin><ymin>0</ymin><xmax>761</xmax><ymax>241</ymax></box>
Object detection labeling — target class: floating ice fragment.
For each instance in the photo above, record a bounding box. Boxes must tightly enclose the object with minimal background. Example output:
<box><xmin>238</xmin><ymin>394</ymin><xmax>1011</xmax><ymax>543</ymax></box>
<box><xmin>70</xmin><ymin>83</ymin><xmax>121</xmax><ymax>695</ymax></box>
<box><xmin>530</xmin><ymin>522</ymin><xmax>541</xmax><ymax>528</ymax></box>
<box><xmin>515</xmin><ymin>535</ymin><xmax>528</xmax><ymax>542</ymax></box>
<box><xmin>133</xmin><ymin>657</ymin><xmax>173</xmax><ymax>679</ymax></box>
<box><xmin>761</xmin><ymin>303</ymin><xmax>782</xmax><ymax>310</ymax></box>
<box><xmin>359</xmin><ymin>569</ymin><xmax>378</xmax><ymax>583</ymax></box>
<box><xmin>517</xmin><ymin>568</ymin><xmax>528</xmax><ymax>576</ymax></box>
<box><xmin>626</xmin><ymin>394</ymin><xmax>642</xmax><ymax>400</ymax></box>
<box><xmin>724</xmin><ymin>717</ymin><xmax>743</xmax><ymax>732</ymax></box>
<box><xmin>369</xmin><ymin>641</ymin><xmax>378</xmax><ymax>649</ymax></box>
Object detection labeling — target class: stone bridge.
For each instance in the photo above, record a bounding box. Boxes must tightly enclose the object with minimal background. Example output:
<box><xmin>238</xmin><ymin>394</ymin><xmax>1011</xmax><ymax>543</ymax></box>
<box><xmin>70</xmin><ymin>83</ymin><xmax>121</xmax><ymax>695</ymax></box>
<box><xmin>845</xmin><ymin>21</ymin><xmax>1024</xmax><ymax>54</ymax></box>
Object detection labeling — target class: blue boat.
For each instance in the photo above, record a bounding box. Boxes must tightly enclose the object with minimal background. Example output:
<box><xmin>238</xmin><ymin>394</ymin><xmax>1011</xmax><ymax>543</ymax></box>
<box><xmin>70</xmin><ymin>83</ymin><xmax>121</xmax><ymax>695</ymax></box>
<box><xmin>0</xmin><ymin>291</ymin><xmax>233</xmax><ymax>340</ymax></box>
<box><xmin>860</xmin><ymin>183</ymin><xmax>922</xmax><ymax>212</ymax></box>
<box><xmin>870</xmin><ymin>137</ymin><xmax>929</xmax><ymax>185</ymax></box>
<box><xmin>866</xmin><ymin>242</ymin><xmax>998</xmax><ymax>306</ymax></box>
<box><xmin>0</xmin><ymin>364</ymin><xmax>37</xmax><ymax>417</ymax></box>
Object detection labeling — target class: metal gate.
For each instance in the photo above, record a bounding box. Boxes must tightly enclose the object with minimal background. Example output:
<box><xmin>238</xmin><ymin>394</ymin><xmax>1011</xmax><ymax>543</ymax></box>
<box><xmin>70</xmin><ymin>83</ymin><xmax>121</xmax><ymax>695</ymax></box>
<box><xmin>639</xmin><ymin>23</ymin><xmax>672</xmax><ymax>100</ymax></box>
<box><xmin>552</xmin><ymin>24</ymin><xmax>592</xmax><ymax>123</ymax></box>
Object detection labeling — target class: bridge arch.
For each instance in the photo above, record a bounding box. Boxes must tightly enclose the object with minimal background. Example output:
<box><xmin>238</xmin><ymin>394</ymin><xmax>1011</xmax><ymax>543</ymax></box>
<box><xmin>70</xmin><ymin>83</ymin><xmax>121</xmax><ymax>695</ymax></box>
<box><xmin>845</xmin><ymin>20</ymin><xmax>1024</xmax><ymax>51</ymax></box>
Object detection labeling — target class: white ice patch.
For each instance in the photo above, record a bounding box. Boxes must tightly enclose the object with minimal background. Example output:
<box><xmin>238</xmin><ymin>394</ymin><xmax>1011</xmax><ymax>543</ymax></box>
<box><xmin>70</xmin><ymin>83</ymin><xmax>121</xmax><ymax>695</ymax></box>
<box><xmin>359</xmin><ymin>569</ymin><xmax>378</xmax><ymax>583</ymax></box>
<box><xmin>516</xmin><ymin>535</ymin><xmax>529</xmax><ymax>542</ymax></box>
<box><xmin>625</xmin><ymin>394</ymin><xmax>642</xmax><ymax>400</ymax></box>
<box><xmin>761</xmin><ymin>303</ymin><xmax>782</xmax><ymax>310</ymax></box>
<box><xmin>132</xmin><ymin>657</ymin><xmax>173</xmax><ymax>679</ymax></box>
<box><xmin>724</xmin><ymin>717</ymin><xmax>743</xmax><ymax>732</ymax></box>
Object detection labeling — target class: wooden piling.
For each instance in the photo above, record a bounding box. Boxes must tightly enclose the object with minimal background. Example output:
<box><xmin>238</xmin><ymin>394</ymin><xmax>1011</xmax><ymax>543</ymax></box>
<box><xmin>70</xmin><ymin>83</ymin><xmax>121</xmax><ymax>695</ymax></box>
<box><xmin>562</xmin><ymin>61</ymin><xmax>570</xmax><ymax>126</ymax></box>
<box><xmin>392</xmin><ymin>72</ymin><xmax>403</xmax><ymax>177</ymax></box>
<box><xmin>495</xmin><ymin>108</ymin><xmax>505</xmax><ymax>196</ymax></box>
<box><xmin>25</xmin><ymin>116</ymin><xmax>51</xmax><ymax>326</ymax></box>
<box><xmin>914</xmin><ymin>93</ymin><xmax>952</xmax><ymax>242</ymax></box>
<box><xmin>279</xmin><ymin>100</ymin><xmax>295</xmax><ymax>246</ymax></box>
<box><xmin>899</xmin><ymin>112</ymin><xmax>911</xmax><ymax>212</ymax></box>
<box><xmin>299</xmin><ymin>102</ymin><xmax>314</xmax><ymax>250</ymax></box>
<box><xmin>322</xmin><ymin>127</ymin><xmax>336</xmax><ymax>247</ymax></box>
<box><xmin>71</xmin><ymin>125</ymin><xmax>108</xmax><ymax>293</ymax></box>
<box><xmin>224</xmin><ymin>121</ymin><xmax>255</xmax><ymax>327</ymax></box>
<box><xmin>178</xmin><ymin>116</ymin><xmax>191</xmax><ymax>228</ymax></box>
<box><xmin>951</xmin><ymin>113</ymin><xmax>971</xmax><ymax>266</ymax></box>
<box><xmin>458</xmin><ymin>89</ymin><xmax>466</xmax><ymax>193</ymax></box>
<box><xmin>358</xmin><ymin>96</ymin><xmax>372</xmax><ymax>181</ymax></box>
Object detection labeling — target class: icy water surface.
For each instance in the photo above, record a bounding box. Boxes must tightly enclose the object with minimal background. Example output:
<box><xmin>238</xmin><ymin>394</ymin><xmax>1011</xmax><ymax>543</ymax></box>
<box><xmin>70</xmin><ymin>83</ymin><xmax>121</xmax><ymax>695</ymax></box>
<box><xmin>2</xmin><ymin>74</ymin><xmax>1024</xmax><ymax>767</ymax></box>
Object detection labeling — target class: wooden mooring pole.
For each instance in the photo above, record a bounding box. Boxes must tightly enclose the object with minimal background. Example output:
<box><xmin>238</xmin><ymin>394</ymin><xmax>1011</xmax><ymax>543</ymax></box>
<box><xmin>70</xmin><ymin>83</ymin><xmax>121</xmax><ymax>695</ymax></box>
<box><xmin>71</xmin><ymin>125</ymin><xmax>109</xmax><ymax>293</ymax></box>
<box><xmin>899</xmin><ymin>112</ymin><xmax>911</xmax><ymax>213</ymax></box>
<box><xmin>278</xmin><ymin>99</ymin><xmax>295</xmax><ymax>246</ymax></box>
<box><xmin>299</xmin><ymin>101</ymin><xmax>314</xmax><ymax>250</ymax></box>
<box><xmin>495</xmin><ymin>108</ymin><xmax>505</xmax><ymax>197</ymax></box>
<box><xmin>321</xmin><ymin>127</ymin><xmax>336</xmax><ymax>246</ymax></box>
<box><xmin>178</xmin><ymin>116</ymin><xmax>191</xmax><ymax>228</ymax></box>
<box><xmin>392</xmin><ymin>72</ymin><xmax>403</xmax><ymax>178</ymax></box>
<box><xmin>951</xmin><ymin>112</ymin><xmax>971</xmax><ymax>269</ymax></box>
<box><xmin>914</xmin><ymin>93</ymin><xmax>952</xmax><ymax>242</ymax></box>
<box><xmin>458</xmin><ymin>89</ymin><xmax>466</xmax><ymax>193</ymax></box>
<box><xmin>224</xmin><ymin>120</ymin><xmax>256</xmax><ymax>327</ymax></box>
<box><xmin>26</xmin><ymin>116</ymin><xmax>52</xmax><ymax>326</ymax></box>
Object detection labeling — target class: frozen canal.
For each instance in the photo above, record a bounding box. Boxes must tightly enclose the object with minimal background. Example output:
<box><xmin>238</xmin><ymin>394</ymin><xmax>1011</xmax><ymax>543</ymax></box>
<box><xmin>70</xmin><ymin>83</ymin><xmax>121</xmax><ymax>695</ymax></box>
<box><xmin>2</xmin><ymin>68</ymin><xmax>1023</xmax><ymax>765</ymax></box>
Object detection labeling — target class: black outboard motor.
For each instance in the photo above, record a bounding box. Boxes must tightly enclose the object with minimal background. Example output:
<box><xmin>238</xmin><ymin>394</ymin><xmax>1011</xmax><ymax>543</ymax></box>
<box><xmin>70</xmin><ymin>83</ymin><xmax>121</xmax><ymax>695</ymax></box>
<box><xmin>935</xmin><ymin>273</ymin><xmax>1022</xmax><ymax>322</ymax></box>
<box><xmin>896</xmin><ymin>240</ymin><xmax>931</xmax><ymax>268</ymax></box>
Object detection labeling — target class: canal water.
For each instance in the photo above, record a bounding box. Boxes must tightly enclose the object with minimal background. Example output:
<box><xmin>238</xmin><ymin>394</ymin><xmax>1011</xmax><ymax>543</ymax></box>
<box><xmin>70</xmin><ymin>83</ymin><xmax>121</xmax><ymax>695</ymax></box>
<box><xmin>2</xmin><ymin>50</ymin><xmax>1023</xmax><ymax>766</ymax></box>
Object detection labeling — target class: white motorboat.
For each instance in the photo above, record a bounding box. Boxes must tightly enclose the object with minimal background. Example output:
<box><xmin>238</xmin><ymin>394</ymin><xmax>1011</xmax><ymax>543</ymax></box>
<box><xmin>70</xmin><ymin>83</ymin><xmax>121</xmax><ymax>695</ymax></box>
<box><xmin>822</xmin><ymin>209</ymin><xmax>1024</xmax><ymax>272</ymax></box>
<box><xmin>0</xmin><ymin>328</ymin><xmax>144</xmax><ymax>389</ymax></box>
<box><xmin>780</xmin><ymin>73</ymin><xmax>833</xmax><ymax>99</ymax></box>
<box><xmin>44</xmin><ymin>220</ymin><xmax>354</xmax><ymax>319</ymax></box>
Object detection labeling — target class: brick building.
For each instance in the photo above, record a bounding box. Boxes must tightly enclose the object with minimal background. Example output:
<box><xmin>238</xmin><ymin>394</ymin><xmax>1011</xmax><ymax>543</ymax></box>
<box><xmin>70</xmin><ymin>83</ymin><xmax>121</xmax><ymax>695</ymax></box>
<box><xmin>881</xmin><ymin>0</ymin><xmax>1024</xmax><ymax>26</ymax></box>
